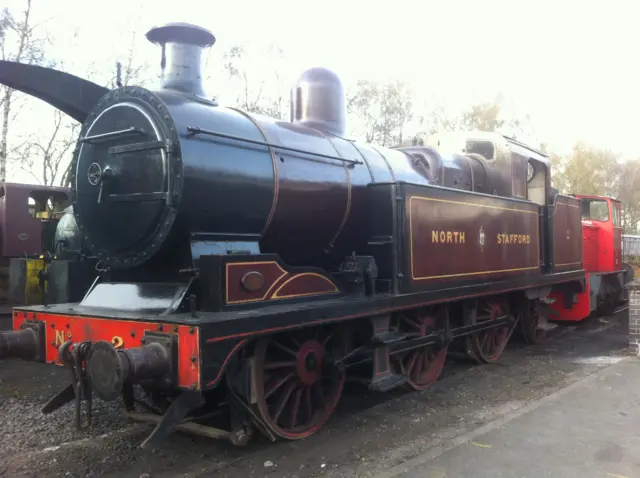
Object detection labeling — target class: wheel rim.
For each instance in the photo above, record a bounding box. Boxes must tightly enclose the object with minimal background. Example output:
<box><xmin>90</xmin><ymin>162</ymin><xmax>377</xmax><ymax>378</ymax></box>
<box><xmin>467</xmin><ymin>302</ymin><xmax>511</xmax><ymax>364</ymax></box>
<box><xmin>253</xmin><ymin>326</ymin><xmax>347</xmax><ymax>440</ymax></box>
<box><xmin>392</xmin><ymin>315</ymin><xmax>447</xmax><ymax>390</ymax></box>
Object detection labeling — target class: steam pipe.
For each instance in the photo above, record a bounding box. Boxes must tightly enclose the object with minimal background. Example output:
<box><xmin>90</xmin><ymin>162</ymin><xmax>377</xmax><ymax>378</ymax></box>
<box><xmin>0</xmin><ymin>61</ymin><xmax>109</xmax><ymax>123</ymax></box>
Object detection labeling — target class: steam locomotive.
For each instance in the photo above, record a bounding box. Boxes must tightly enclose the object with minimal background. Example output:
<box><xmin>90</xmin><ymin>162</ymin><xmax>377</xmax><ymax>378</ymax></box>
<box><xmin>0</xmin><ymin>22</ymin><xmax>629</xmax><ymax>448</ymax></box>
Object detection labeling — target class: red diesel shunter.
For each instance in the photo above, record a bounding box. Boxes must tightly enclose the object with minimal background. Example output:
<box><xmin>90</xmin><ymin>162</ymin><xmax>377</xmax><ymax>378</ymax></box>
<box><xmin>549</xmin><ymin>195</ymin><xmax>631</xmax><ymax>321</ymax></box>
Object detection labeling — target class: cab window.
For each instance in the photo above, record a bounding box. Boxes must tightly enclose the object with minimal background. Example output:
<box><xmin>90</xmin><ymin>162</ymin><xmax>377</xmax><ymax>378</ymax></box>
<box><xmin>613</xmin><ymin>203</ymin><xmax>622</xmax><ymax>227</ymax></box>
<box><xmin>581</xmin><ymin>199</ymin><xmax>610</xmax><ymax>222</ymax></box>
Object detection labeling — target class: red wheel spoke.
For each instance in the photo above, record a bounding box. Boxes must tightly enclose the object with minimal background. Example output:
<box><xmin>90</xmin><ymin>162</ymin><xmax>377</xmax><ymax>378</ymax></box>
<box><xmin>399</xmin><ymin>355</ymin><xmax>407</xmax><ymax>375</ymax></box>
<box><xmin>321</xmin><ymin>331</ymin><xmax>335</xmax><ymax>346</ymax></box>
<box><xmin>422</xmin><ymin>349</ymin><xmax>430</xmax><ymax>371</ymax></box>
<box><xmin>404</xmin><ymin>318</ymin><xmax>423</xmax><ymax>330</ymax></box>
<box><xmin>304</xmin><ymin>387</ymin><xmax>313</xmax><ymax>421</ymax></box>
<box><xmin>480</xmin><ymin>331</ymin><xmax>490</xmax><ymax>352</ymax></box>
<box><xmin>413</xmin><ymin>351</ymin><xmax>424</xmax><ymax>380</ymax></box>
<box><xmin>271</xmin><ymin>340</ymin><xmax>297</xmax><ymax>357</ymax></box>
<box><xmin>313</xmin><ymin>382</ymin><xmax>326</xmax><ymax>409</ymax></box>
<box><xmin>264</xmin><ymin>361</ymin><xmax>296</xmax><ymax>370</ymax></box>
<box><xmin>406</xmin><ymin>350</ymin><xmax>419</xmax><ymax>376</ymax></box>
<box><xmin>273</xmin><ymin>381</ymin><xmax>297</xmax><ymax>423</ymax></box>
<box><xmin>288</xmin><ymin>387</ymin><xmax>302</xmax><ymax>429</ymax></box>
<box><xmin>494</xmin><ymin>331</ymin><xmax>502</xmax><ymax>347</ymax></box>
<box><xmin>265</xmin><ymin>372</ymin><xmax>294</xmax><ymax>400</ymax></box>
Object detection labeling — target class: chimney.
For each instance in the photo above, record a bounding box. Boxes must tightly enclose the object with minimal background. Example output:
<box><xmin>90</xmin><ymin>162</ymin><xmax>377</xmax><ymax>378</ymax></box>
<box><xmin>146</xmin><ymin>22</ymin><xmax>215</xmax><ymax>102</ymax></box>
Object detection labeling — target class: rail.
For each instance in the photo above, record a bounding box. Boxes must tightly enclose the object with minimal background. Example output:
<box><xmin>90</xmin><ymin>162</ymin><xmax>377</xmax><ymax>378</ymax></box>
<box><xmin>185</xmin><ymin>126</ymin><xmax>364</xmax><ymax>166</ymax></box>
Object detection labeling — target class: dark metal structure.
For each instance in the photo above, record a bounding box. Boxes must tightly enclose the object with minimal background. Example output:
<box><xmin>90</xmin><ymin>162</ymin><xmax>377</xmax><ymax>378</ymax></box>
<box><xmin>0</xmin><ymin>22</ymin><xmax>597</xmax><ymax>447</ymax></box>
<box><xmin>0</xmin><ymin>185</ymin><xmax>97</xmax><ymax>320</ymax></box>
<box><xmin>0</xmin><ymin>183</ymin><xmax>70</xmax><ymax>312</ymax></box>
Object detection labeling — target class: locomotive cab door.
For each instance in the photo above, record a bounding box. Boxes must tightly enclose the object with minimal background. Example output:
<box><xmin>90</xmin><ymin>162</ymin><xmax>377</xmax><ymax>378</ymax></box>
<box><xmin>526</xmin><ymin>158</ymin><xmax>547</xmax><ymax>207</ymax></box>
<box><xmin>526</xmin><ymin>158</ymin><xmax>550</xmax><ymax>272</ymax></box>
<box><xmin>612</xmin><ymin>200</ymin><xmax>623</xmax><ymax>270</ymax></box>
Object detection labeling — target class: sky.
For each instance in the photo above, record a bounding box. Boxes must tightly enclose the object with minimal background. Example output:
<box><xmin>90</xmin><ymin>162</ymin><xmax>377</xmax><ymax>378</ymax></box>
<box><xmin>4</xmin><ymin>0</ymin><xmax>640</xmax><ymax>183</ymax></box>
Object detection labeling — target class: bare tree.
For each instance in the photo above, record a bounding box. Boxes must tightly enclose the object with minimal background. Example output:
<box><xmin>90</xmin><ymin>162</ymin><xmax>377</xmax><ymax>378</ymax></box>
<box><xmin>421</xmin><ymin>97</ymin><xmax>530</xmax><ymax>134</ymax></box>
<box><xmin>347</xmin><ymin>80</ymin><xmax>414</xmax><ymax>146</ymax></box>
<box><xmin>23</xmin><ymin>13</ymin><xmax>151</xmax><ymax>188</ymax></box>
<box><xmin>416</xmin><ymin>103</ymin><xmax>462</xmax><ymax>136</ymax></box>
<box><xmin>13</xmin><ymin>110</ymin><xmax>78</xmax><ymax>186</ymax></box>
<box><xmin>220</xmin><ymin>43</ymin><xmax>288</xmax><ymax>119</ymax></box>
<box><xmin>0</xmin><ymin>0</ymin><xmax>51</xmax><ymax>182</ymax></box>
<box><xmin>107</xmin><ymin>30</ymin><xmax>150</xmax><ymax>89</ymax></box>
<box><xmin>617</xmin><ymin>159</ymin><xmax>640</xmax><ymax>233</ymax></box>
<box><xmin>549</xmin><ymin>142</ymin><xmax>621</xmax><ymax>197</ymax></box>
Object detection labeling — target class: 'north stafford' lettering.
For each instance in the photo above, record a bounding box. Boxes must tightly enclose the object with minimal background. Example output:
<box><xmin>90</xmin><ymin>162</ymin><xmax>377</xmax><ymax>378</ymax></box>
<box><xmin>430</xmin><ymin>230</ymin><xmax>532</xmax><ymax>245</ymax></box>
<box><xmin>431</xmin><ymin>230</ymin><xmax>465</xmax><ymax>244</ymax></box>
<box><xmin>497</xmin><ymin>233</ymin><xmax>531</xmax><ymax>245</ymax></box>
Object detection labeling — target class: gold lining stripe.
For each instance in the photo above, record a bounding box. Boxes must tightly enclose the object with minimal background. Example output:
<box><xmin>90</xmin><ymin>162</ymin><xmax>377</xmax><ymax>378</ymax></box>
<box><xmin>411</xmin><ymin>196</ymin><xmax>539</xmax><ymax>214</ymax></box>
<box><xmin>225</xmin><ymin>262</ymin><xmax>339</xmax><ymax>304</ymax></box>
<box><xmin>227</xmin><ymin>108</ymin><xmax>280</xmax><ymax>235</ymax></box>
<box><xmin>312</xmin><ymin>132</ymin><xmax>352</xmax><ymax>247</ymax></box>
<box><xmin>413</xmin><ymin>266</ymin><xmax>539</xmax><ymax>281</ymax></box>
<box><xmin>271</xmin><ymin>272</ymin><xmax>339</xmax><ymax>299</ymax></box>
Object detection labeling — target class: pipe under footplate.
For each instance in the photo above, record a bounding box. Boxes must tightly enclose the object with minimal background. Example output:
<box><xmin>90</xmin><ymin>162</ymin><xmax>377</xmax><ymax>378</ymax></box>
<box><xmin>86</xmin><ymin>340</ymin><xmax>172</xmax><ymax>402</ymax></box>
<box><xmin>0</xmin><ymin>328</ymin><xmax>38</xmax><ymax>360</ymax></box>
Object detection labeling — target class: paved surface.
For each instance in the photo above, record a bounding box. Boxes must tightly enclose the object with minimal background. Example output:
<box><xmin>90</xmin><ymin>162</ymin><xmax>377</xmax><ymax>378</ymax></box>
<box><xmin>0</xmin><ymin>312</ymin><xmax>632</xmax><ymax>477</ymax></box>
<box><xmin>379</xmin><ymin>357</ymin><xmax>640</xmax><ymax>478</ymax></box>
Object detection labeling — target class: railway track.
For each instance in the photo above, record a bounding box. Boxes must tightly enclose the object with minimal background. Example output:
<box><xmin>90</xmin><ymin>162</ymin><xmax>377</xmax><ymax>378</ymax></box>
<box><xmin>0</xmin><ymin>308</ymin><xmax>628</xmax><ymax>478</ymax></box>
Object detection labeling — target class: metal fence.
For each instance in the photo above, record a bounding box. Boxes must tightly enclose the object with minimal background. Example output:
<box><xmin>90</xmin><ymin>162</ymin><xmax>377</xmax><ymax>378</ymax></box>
<box><xmin>623</xmin><ymin>234</ymin><xmax>640</xmax><ymax>258</ymax></box>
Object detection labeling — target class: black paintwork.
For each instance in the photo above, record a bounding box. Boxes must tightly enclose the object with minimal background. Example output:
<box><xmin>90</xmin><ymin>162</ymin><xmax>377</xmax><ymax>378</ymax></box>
<box><xmin>72</xmin><ymin>86</ymin><xmax>277</xmax><ymax>272</ymax></box>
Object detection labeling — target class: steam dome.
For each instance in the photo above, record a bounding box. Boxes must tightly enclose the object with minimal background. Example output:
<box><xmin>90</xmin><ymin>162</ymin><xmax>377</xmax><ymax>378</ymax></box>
<box><xmin>290</xmin><ymin>67</ymin><xmax>346</xmax><ymax>137</ymax></box>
